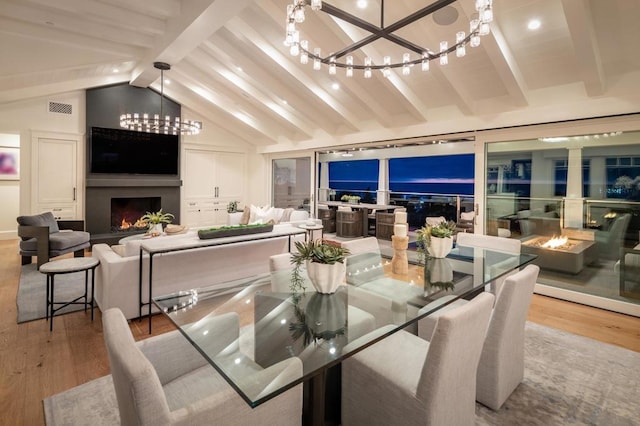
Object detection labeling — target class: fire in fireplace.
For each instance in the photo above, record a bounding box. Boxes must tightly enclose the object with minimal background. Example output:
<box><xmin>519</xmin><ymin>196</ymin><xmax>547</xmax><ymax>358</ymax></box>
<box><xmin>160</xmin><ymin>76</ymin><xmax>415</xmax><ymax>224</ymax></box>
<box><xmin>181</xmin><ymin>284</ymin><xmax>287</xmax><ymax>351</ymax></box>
<box><xmin>110</xmin><ymin>197</ymin><xmax>161</xmax><ymax>233</ymax></box>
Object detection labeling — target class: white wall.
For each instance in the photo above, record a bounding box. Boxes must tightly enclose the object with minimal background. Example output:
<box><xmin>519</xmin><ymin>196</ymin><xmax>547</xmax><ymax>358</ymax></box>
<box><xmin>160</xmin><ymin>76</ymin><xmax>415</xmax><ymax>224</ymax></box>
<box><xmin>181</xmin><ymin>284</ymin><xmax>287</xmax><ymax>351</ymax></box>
<box><xmin>0</xmin><ymin>133</ymin><xmax>20</xmax><ymax>239</ymax></box>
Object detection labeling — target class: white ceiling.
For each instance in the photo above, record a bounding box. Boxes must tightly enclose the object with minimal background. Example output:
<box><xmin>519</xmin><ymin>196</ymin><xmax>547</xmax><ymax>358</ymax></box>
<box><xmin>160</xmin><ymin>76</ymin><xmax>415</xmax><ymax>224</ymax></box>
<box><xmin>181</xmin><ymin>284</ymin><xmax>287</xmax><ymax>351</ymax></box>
<box><xmin>1</xmin><ymin>0</ymin><xmax>639</xmax><ymax>153</ymax></box>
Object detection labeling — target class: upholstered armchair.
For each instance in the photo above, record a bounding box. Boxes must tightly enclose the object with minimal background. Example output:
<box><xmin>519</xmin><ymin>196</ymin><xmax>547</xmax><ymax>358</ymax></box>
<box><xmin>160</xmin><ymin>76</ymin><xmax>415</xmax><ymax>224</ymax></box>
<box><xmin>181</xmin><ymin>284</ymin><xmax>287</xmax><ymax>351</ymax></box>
<box><xmin>341</xmin><ymin>292</ymin><xmax>494</xmax><ymax>425</ymax></box>
<box><xmin>102</xmin><ymin>308</ymin><xmax>303</xmax><ymax>426</ymax></box>
<box><xmin>595</xmin><ymin>213</ymin><xmax>631</xmax><ymax>260</ymax></box>
<box><xmin>17</xmin><ymin>211</ymin><xmax>90</xmax><ymax>269</ymax></box>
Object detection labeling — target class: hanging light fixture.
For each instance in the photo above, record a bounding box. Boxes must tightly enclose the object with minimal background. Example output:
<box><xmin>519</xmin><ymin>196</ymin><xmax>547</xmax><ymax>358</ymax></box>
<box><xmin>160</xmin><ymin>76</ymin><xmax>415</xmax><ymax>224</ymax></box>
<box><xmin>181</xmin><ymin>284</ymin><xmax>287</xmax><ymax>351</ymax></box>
<box><xmin>119</xmin><ymin>62</ymin><xmax>201</xmax><ymax>135</ymax></box>
<box><xmin>284</xmin><ymin>0</ymin><xmax>494</xmax><ymax>78</ymax></box>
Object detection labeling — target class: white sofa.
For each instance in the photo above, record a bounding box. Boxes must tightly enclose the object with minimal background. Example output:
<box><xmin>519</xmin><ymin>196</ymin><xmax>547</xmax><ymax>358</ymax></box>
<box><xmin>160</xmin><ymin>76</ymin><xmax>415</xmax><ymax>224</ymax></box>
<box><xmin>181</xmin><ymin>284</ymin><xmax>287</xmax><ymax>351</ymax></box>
<box><xmin>228</xmin><ymin>207</ymin><xmax>309</xmax><ymax>226</ymax></box>
<box><xmin>92</xmin><ymin>226</ymin><xmax>303</xmax><ymax>319</ymax></box>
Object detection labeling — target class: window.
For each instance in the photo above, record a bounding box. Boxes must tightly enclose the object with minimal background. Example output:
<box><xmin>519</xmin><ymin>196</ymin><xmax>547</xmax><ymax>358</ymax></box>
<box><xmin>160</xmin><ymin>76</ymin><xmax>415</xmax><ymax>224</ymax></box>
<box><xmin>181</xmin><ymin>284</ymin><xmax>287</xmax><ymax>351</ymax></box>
<box><xmin>328</xmin><ymin>159</ymin><xmax>379</xmax><ymax>203</ymax></box>
<box><xmin>606</xmin><ymin>156</ymin><xmax>640</xmax><ymax>200</ymax></box>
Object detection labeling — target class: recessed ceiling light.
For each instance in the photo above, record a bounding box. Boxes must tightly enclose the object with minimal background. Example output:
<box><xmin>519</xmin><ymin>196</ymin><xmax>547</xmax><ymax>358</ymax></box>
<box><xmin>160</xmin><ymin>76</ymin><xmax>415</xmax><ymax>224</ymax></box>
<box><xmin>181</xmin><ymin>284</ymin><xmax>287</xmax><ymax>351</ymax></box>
<box><xmin>357</xmin><ymin>0</ymin><xmax>368</xmax><ymax>9</ymax></box>
<box><xmin>331</xmin><ymin>82</ymin><xmax>340</xmax><ymax>90</ymax></box>
<box><xmin>112</xmin><ymin>68</ymin><xmax>119</xmax><ymax>73</ymax></box>
<box><xmin>236</xmin><ymin>66</ymin><xmax>243</xmax><ymax>72</ymax></box>
<box><xmin>282</xmin><ymin>99</ymin><xmax>288</xmax><ymax>105</ymax></box>
<box><xmin>528</xmin><ymin>19</ymin><xmax>541</xmax><ymax>30</ymax></box>
<box><xmin>164</xmin><ymin>79</ymin><xmax>170</xmax><ymax>84</ymax></box>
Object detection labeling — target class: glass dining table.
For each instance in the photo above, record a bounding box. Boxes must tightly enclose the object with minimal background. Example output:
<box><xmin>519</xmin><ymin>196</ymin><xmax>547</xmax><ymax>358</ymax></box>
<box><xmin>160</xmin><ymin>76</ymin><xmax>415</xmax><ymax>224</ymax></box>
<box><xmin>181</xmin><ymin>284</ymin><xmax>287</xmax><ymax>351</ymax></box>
<box><xmin>153</xmin><ymin>246</ymin><xmax>536</xmax><ymax>426</ymax></box>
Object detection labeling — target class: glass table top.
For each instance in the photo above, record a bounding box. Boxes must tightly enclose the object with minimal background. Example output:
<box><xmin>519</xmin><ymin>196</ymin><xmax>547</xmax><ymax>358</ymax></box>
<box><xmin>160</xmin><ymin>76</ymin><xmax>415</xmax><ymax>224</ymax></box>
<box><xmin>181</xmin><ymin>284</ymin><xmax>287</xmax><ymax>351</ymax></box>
<box><xmin>153</xmin><ymin>247</ymin><xmax>536</xmax><ymax>407</ymax></box>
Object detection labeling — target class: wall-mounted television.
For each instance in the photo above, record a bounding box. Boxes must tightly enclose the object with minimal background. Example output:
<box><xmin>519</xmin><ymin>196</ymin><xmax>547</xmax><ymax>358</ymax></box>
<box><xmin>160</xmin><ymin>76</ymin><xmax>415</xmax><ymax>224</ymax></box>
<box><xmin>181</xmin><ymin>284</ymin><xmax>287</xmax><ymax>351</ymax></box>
<box><xmin>90</xmin><ymin>127</ymin><xmax>179</xmax><ymax>175</ymax></box>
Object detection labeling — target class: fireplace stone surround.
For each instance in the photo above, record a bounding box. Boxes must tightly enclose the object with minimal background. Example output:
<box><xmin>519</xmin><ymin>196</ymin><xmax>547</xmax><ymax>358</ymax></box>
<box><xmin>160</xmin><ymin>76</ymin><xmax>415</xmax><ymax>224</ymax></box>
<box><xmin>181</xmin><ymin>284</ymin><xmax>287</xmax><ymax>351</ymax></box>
<box><xmin>86</xmin><ymin>177</ymin><xmax>181</xmax><ymax>245</ymax></box>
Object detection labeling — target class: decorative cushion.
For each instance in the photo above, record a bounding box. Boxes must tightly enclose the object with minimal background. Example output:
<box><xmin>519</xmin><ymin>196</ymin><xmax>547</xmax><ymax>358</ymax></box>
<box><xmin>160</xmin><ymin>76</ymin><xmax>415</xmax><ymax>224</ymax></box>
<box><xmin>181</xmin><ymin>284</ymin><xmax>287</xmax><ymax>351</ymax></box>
<box><xmin>250</xmin><ymin>205</ymin><xmax>276</xmax><ymax>224</ymax></box>
<box><xmin>240</xmin><ymin>206</ymin><xmax>251</xmax><ymax>225</ymax></box>
<box><xmin>280</xmin><ymin>208</ymin><xmax>294</xmax><ymax>223</ymax></box>
<box><xmin>17</xmin><ymin>212</ymin><xmax>60</xmax><ymax>240</ymax></box>
<box><xmin>337</xmin><ymin>206</ymin><xmax>352</xmax><ymax>212</ymax></box>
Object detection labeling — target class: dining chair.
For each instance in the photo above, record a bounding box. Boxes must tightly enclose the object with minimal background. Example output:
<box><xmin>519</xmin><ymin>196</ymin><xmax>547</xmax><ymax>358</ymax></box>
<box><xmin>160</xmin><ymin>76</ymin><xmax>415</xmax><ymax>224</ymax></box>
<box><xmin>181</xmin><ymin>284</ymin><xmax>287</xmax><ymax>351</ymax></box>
<box><xmin>102</xmin><ymin>308</ymin><xmax>303</xmax><ymax>426</ymax></box>
<box><xmin>341</xmin><ymin>292</ymin><xmax>495</xmax><ymax>426</ymax></box>
<box><xmin>418</xmin><ymin>264</ymin><xmax>540</xmax><ymax>410</ymax></box>
<box><xmin>341</xmin><ymin>237</ymin><xmax>423</xmax><ymax>327</ymax></box>
<box><xmin>456</xmin><ymin>232</ymin><xmax>522</xmax><ymax>295</ymax></box>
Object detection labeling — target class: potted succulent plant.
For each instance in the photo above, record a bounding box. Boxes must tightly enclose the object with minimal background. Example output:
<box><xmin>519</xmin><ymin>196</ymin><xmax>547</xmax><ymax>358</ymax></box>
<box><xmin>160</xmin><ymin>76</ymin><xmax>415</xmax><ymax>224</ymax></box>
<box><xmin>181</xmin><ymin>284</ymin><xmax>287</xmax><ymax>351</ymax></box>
<box><xmin>416</xmin><ymin>220</ymin><xmax>457</xmax><ymax>260</ymax></box>
<box><xmin>290</xmin><ymin>240</ymin><xmax>350</xmax><ymax>294</ymax></box>
<box><xmin>140</xmin><ymin>209</ymin><xmax>174</xmax><ymax>235</ymax></box>
<box><xmin>340</xmin><ymin>194</ymin><xmax>361</xmax><ymax>204</ymax></box>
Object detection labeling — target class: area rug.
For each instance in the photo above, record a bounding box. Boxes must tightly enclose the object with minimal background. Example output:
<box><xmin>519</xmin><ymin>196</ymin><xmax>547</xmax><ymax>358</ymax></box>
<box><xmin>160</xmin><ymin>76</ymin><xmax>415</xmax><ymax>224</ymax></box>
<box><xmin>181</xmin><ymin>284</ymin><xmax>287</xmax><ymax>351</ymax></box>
<box><xmin>42</xmin><ymin>322</ymin><xmax>640</xmax><ymax>425</ymax></box>
<box><xmin>17</xmin><ymin>264</ymin><xmax>91</xmax><ymax>323</ymax></box>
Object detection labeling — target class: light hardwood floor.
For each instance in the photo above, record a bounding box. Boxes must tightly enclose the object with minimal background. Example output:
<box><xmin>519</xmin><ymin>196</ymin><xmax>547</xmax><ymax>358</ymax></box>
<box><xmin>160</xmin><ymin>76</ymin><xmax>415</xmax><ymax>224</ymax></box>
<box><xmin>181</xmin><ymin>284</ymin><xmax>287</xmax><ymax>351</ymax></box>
<box><xmin>1</xmin><ymin>238</ymin><xmax>639</xmax><ymax>426</ymax></box>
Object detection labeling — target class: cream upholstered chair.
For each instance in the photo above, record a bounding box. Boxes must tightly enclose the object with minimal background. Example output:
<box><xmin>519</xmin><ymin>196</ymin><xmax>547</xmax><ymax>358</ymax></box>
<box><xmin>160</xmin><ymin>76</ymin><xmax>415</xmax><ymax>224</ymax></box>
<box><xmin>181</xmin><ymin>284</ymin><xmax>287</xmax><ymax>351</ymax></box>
<box><xmin>456</xmin><ymin>232</ymin><xmax>521</xmax><ymax>295</ymax></box>
<box><xmin>476</xmin><ymin>264</ymin><xmax>539</xmax><ymax>409</ymax></box>
<box><xmin>418</xmin><ymin>265</ymin><xmax>540</xmax><ymax>410</ymax></box>
<box><xmin>341</xmin><ymin>292</ymin><xmax>494</xmax><ymax>426</ymax></box>
<box><xmin>102</xmin><ymin>308</ymin><xmax>303</xmax><ymax>426</ymax></box>
<box><xmin>341</xmin><ymin>237</ymin><xmax>423</xmax><ymax>327</ymax></box>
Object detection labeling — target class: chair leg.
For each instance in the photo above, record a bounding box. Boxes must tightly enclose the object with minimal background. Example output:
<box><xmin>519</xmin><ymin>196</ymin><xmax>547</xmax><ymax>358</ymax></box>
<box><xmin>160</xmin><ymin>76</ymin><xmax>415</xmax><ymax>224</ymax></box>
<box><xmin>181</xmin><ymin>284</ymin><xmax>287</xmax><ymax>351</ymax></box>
<box><xmin>21</xmin><ymin>256</ymin><xmax>32</xmax><ymax>266</ymax></box>
<box><xmin>74</xmin><ymin>249</ymin><xmax>85</xmax><ymax>258</ymax></box>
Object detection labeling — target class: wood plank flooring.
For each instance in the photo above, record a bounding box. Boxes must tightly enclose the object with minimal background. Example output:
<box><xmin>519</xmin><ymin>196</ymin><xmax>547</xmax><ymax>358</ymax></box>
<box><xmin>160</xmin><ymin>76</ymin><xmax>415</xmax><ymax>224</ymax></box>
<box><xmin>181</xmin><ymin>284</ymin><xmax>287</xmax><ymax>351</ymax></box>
<box><xmin>1</xmin><ymin>238</ymin><xmax>639</xmax><ymax>426</ymax></box>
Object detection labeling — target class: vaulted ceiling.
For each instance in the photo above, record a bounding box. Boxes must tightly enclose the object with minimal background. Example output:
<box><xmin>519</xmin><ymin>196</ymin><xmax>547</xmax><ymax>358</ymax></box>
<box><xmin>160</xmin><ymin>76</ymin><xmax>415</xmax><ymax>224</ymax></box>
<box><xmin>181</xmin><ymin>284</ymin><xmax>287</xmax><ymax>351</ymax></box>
<box><xmin>1</xmin><ymin>0</ymin><xmax>639</xmax><ymax>153</ymax></box>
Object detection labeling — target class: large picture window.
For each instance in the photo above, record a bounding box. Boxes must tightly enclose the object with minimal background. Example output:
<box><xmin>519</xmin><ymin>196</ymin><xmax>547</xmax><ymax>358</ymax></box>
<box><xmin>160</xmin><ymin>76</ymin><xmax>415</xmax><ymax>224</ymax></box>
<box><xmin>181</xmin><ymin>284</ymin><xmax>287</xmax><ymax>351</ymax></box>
<box><xmin>328</xmin><ymin>159</ymin><xmax>379</xmax><ymax>203</ymax></box>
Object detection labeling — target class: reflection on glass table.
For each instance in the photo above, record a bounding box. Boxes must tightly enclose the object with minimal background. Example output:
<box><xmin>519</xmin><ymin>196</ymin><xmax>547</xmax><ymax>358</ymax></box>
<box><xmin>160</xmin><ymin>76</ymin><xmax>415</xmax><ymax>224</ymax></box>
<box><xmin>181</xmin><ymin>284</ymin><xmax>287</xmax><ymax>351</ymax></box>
<box><xmin>153</xmin><ymin>248</ymin><xmax>535</xmax><ymax>425</ymax></box>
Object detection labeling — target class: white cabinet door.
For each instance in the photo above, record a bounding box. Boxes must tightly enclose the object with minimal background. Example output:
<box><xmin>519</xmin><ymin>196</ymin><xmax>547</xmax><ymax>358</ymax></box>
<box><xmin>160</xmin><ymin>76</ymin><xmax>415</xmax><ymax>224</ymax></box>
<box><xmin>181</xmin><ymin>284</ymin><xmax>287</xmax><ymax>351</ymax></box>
<box><xmin>183</xmin><ymin>149</ymin><xmax>216</xmax><ymax>199</ymax></box>
<box><xmin>215</xmin><ymin>152</ymin><xmax>244</xmax><ymax>199</ymax></box>
<box><xmin>182</xmin><ymin>149</ymin><xmax>246</xmax><ymax>227</ymax></box>
<box><xmin>33</xmin><ymin>136</ymin><xmax>80</xmax><ymax>218</ymax></box>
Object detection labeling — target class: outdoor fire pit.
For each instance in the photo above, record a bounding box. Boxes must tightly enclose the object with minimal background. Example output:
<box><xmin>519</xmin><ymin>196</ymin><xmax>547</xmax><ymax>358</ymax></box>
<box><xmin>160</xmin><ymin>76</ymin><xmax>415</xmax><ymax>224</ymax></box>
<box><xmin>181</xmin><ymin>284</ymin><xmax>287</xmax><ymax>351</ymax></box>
<box><xmin>521</xmin><ymin>234</ymin><xmax>596</xmax><ymax>274</ymax></box>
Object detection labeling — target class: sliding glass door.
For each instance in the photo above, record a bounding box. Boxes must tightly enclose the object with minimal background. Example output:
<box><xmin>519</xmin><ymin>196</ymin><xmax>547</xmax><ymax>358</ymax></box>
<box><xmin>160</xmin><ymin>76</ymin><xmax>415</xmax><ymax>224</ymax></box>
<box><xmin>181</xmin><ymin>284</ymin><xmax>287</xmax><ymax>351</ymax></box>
<box><xmin>272</xmin><ymin>157</ymin><xmax>311</xmax><ymax>212</ymax></box>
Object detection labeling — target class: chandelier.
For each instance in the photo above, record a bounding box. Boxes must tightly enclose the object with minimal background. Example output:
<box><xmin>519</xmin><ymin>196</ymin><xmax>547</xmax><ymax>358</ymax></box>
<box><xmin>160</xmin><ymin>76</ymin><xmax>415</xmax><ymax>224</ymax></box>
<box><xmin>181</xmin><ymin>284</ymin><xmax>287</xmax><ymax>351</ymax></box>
<box><xmin>119</xmin><ymin>62</ymin><xmax>201</xmax><ymax>135</ymax></box>
<box><xmin>284</xmin><ymin>0</ymin><xmax>494</xmax><ymax>78</ymax></box>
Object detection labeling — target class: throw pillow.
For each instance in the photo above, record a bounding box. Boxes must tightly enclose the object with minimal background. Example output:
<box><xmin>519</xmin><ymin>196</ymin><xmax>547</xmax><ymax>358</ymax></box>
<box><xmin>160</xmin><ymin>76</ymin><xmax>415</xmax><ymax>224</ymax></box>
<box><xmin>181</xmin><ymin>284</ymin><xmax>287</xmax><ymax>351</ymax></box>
<box><xmin>249</xmin><ymin>204</ymin><xmax>272</xmax><ymax>223</ymax></box>
<box><xmin>251</xmin><ymin>206</ymin><xmax>276</xmax><ymax>224</ymax></box>
<box><xmin>280</xmin><ymin>208</ymin><xmax>294</xmax><ymax>223</ymax></box>
<box><xmin>240</xmin><ymin>206</ymin><xmax>250</xmax><ymax>225</ymax></box>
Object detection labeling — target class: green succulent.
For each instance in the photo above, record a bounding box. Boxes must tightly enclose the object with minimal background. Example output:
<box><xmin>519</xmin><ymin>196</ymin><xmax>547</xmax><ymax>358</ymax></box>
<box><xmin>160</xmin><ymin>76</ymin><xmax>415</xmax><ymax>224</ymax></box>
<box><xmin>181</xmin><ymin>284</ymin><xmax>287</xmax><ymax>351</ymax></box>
<box><xmin>289</xmin><ymin>240</ymin><xmax>350</xmax><ymax>292</ymax></box>
<box><xmin>140</xmin><ymin>209</ymin><xmax>174</xmax><ymax>225</ymax></box>
<box><xmin>416</xmin><ymin>220</ymin><xmax>456</xmax><ymax>264</ymax></box>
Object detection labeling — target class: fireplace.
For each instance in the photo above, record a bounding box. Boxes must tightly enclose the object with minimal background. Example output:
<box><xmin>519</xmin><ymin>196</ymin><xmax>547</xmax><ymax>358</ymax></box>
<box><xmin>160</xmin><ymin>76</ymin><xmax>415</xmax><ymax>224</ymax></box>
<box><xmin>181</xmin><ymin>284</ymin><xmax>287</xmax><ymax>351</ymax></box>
<box><xmin>521</xmin><ymin>234</ymin><xmax>597</xmax><ymax>274</ymax></box>
<box><xmin>110</xmin><ymin>197</ymin><xmax>160</xmax><ymax>233</ymax></box>
<box><xmin>85</xmin><ymin>179</ymin><xmax>181</xmax><ymax>245</ymax></box>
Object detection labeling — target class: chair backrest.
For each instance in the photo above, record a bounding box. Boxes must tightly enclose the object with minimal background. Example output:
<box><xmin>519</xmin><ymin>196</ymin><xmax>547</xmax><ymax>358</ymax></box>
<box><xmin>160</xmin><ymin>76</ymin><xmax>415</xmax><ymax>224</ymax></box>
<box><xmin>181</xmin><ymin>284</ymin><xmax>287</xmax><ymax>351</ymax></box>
<box><xmin>270</xmin><ymin>252</ymin><xmax>314</xmax><ymax>292</ymax></box>
<box><xmin>456</xmin><ymin>232</ymin><xmax>521</xmax><ymax>254</ymax></box>
<box><xmin>425</xmin><ymin>216</ymin><xmax>446</xmax><ymax>227</ymax></box>
<box><xmin>476</xmin><ymin>264</ymin><xmax>540</xmax><ymax>409</ymax></box>
<box><xmin>102</xmin><ymin>308</ymin><xmax>170</xmax><ymax>425</ymax></box>
<box><xmin>342</xmin><ymin>238</ymin><xmax>385</xmax><ymax>285</ymax></box>
<box><xmin>417</xmin><ymin>292</ymin><xmax>494</xmax><ymax>424</ymax></box>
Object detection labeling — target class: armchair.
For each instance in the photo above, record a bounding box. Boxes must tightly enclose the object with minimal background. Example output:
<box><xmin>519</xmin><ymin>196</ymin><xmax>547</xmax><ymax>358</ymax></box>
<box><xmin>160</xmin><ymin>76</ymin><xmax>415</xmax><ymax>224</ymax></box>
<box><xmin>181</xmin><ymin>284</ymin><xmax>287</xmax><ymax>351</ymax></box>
<box><xmin>17</xmin><ymin>212</ymin><xmax>90</xmax><ymax>269</ymax></box>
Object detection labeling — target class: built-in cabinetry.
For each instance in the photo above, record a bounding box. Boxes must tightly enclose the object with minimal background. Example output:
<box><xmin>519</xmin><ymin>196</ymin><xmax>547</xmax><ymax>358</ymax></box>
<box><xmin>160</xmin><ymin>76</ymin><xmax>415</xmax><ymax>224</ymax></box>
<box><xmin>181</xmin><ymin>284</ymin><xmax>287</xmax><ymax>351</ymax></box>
<box><xmin>182</xmin><ymin>148</ymin><xmax>245</xmax><ymax>227</ymax></box>
<box><xmin>31</xmin><ymin>132</ymin><xmax>83</xmax><ymax>220</ymax></box>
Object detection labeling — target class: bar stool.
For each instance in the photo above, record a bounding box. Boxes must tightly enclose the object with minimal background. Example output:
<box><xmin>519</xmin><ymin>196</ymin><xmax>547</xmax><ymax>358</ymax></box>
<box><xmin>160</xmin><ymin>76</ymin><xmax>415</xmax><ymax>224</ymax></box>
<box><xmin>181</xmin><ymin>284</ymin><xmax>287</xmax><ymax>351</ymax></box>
<box><xmin>40</xmin><ymin>257</ymin><xmax>100</xmax><ymax>331</ymax></box>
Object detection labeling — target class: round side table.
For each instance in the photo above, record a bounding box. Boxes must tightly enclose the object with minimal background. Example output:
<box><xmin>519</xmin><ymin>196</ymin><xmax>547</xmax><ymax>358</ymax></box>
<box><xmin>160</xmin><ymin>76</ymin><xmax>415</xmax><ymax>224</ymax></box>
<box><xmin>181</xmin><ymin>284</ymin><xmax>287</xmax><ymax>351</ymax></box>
<box><xmin>39</xmin><ymin>257</ymin><xmax>100</xmax><ymax>332</ymax></box>
<box><xmin>299</xmin><ymin>223</ymin><xmax>324</xmax><ymax>241</ymax></box>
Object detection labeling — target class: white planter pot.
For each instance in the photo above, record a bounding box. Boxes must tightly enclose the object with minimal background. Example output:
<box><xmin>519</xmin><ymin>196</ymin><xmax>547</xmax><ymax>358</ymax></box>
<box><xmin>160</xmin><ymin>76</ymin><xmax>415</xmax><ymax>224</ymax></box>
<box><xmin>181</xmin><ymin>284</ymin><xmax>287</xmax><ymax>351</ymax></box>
<box><xmin>306</xmin><ymin>261</ymin><xmax>346</xmax><ymax>294</ymax></box>
<box><xmin>427</xmin><ymin>236</ymin><xmax>453</xmax><ymax>258</ymax></box>
<box><xmin>149</xmin><ymin>223</ymin><xmax>164</xmax><ymax>234</ymax></box>
<box><xmin>427</xmin><ymin>258</ymin><xmax>453</xmax><ymax>284</ymax></box>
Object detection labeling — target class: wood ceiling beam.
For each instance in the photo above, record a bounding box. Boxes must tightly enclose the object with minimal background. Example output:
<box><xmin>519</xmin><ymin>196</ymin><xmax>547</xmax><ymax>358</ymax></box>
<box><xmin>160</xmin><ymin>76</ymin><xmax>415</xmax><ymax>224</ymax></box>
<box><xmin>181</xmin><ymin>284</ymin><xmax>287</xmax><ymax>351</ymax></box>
<box><xmin>129</xmin><ymin>0</ymin><xmax>254</xmax><ymax>87</ymax></box>
<box><xmin>224</xmin><ymin>16</ymin><xmax>364</xmax><ymax>133</ymax></box>
<box><xmin>561</xmin><ymin>0</ymin><xmax>605</xmax><ymax>96</ymax></box>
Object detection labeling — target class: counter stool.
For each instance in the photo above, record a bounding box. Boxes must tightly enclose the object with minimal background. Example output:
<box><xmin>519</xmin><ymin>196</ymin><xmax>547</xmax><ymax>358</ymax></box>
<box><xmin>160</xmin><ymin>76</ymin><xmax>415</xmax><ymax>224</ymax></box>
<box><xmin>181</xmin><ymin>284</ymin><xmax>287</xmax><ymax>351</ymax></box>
<box><xmin>39</xmin><ymin>257</ymin><xmax>100</xmax><ymax>331</ymax></box>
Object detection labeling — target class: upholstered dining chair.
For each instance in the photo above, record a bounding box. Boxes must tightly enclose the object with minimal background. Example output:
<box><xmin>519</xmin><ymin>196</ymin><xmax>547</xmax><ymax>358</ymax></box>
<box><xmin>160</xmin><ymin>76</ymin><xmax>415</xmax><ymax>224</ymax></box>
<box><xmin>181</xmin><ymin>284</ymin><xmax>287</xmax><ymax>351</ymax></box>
<box><xmin>341</xmin><ymin>292</ymin><xmax>495</xmax><ymax>426</ymax></box>
<box><xmin>418</xmin><ymin>265</ymin><xmax>540</xmax><ymax>410</ymax></box>
<box><xmin>456</xmin><ymin>232</ymin><xmax>522</xmax><ymax>295</ymax></box>
<box><xmin>102</xmin><ymin>308</ymin><xmax>303</xmax><ymax>426</ymax></box>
